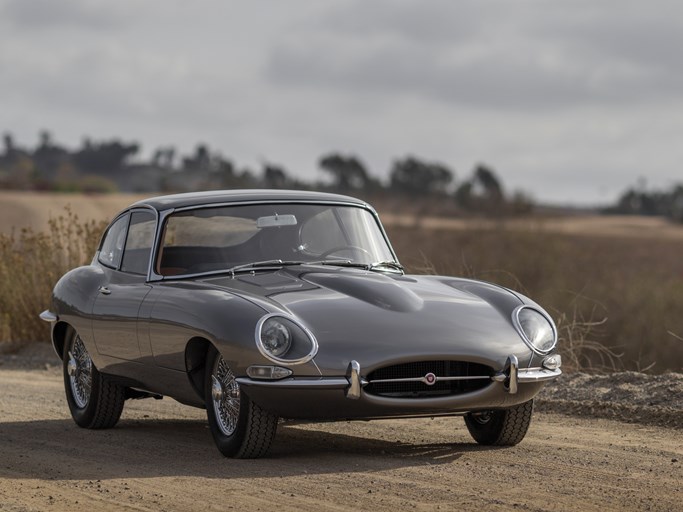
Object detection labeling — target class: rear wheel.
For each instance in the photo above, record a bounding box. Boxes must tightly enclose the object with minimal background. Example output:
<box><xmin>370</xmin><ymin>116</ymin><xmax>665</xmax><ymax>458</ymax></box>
<box><xmin>464</xmin><ymin>399</ymin><xmax>534</xmax><ymax>446</ymax></box>
<box><xmin>205</xmin><ymin>346</ymin><xmax>278</xmax><ymax>458</ymax></box>
<box><xmin>63</xmin><ymin>327</ymin><xmax>125</xmax><ymax>429</ymax></box>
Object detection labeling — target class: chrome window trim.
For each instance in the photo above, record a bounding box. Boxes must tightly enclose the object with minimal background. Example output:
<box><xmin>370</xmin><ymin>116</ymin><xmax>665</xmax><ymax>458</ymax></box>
<box><xmin>254</xmin><ymin>313</ymin><xmax>318</xmax><ymax>366</ymax></box>
<box><xmin>120</xmin><ymin>207</ymin><xmax>158</xmax><ymax>276</ymax></box>
<box><xmin>94</xmin><ymin>204</ymin><xmax>159</xmax><ymax>278</ymax></box>
<box><xmin>147</xmin><ymin>200</ymin><xmax>400</xmax><ymax>282</ymax></box>
<box><xmin>512</xmin><ymin>305</ymin><xmax>558</xmax><ymax>355</ymax></box>
<box><xmin>96</xmin><ymin>212</ymin><xmax>131</xmax><ymax>271</ymax></box>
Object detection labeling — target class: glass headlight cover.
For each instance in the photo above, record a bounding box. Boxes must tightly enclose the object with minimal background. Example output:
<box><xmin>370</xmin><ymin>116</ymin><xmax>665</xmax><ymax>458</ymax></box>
<box><xmin>513</xmin><ymin>306</ymin><xmax>557</xmax><ymax>354</ymax></box>
<box><xmin>255</xmin><ymin>314</ymin><xmax>318</xmax><ymax>364</ymax></box>
<box><xmin>260</xmin><ymin>318</ymin><xmax>292</xmax><ymax>357</ymax></box>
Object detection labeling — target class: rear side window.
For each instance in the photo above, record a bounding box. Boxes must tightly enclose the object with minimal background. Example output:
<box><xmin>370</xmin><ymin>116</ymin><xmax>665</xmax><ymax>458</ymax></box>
<box><xmin>98</xmin><ymin>214</ymin><xmax>129</xmax><ymax>269</ymax></box>
<box><xmin>121</xmin><ymin>211</ymin><xmax>156</xmax><ymax>275</ymax></box>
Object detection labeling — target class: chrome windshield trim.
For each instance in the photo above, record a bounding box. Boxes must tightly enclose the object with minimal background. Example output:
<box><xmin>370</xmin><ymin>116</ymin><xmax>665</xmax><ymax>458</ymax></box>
<box><xmin>172</xmin><ymin>199</ymin><xmax>368</xmax><ymax>213</ymax></box>
<box><xmin>148</xmin><ymin>200</ymin><xmax>400</xmax><ymax>282</ymax></box>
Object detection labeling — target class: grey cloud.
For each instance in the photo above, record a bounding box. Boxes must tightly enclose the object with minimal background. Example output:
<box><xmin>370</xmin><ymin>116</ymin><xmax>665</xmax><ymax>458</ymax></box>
<box><xmin>528</xmin><ymin>2</ymin><xmax>683</xmax><ymax>80</ymax></box>
<box><xmin>319</xmin><ymin>0</ymin><xmax>479</xmax><ymax>44</ymax></box>
<box><xmin>1</xmin><ymin>0</ymin><xmax>130</xmax><ymax>30</ymax></box>
<box><xmin>268</xmin><ymin>38</ymin><xmax>646</xmax><ymax>110</ymax></box>
<box><xmin>267</xmin><ymin>0</ymin><xmax>683</xmax><ymax>110</ymax></box>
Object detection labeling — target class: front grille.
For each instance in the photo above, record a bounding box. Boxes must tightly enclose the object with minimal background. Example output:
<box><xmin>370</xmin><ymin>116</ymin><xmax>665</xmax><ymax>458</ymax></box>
<box><xmin>364</xmin><ymin>361</ymin><xmax>492</xmax><ymax>398</ymax></box>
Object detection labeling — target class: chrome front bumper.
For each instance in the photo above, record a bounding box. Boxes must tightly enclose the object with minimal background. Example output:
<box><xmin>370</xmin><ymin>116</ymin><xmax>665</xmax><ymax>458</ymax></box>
<box><xmin>236</xmin><ymin>354</ymin><xmax>561</xmax><ymax>401</ymax></box>
<box><xmin>344</xmin><ymin>354</ymin><xmax>561</xmax><ymax>399</ymax></box>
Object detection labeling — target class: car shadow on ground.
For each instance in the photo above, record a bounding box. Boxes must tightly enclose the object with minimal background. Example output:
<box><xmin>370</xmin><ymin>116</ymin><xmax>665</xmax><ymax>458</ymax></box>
<box><xmin>0</xmin><ymin>417</ymin><xmax>498</xmax><ymax>481</ymax></box>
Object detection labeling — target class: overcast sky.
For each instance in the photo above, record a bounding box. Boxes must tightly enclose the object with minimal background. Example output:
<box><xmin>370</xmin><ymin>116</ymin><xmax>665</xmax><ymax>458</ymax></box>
<box><xmin>1</xmin><ymin>0</ymin><xmax>682</xmax><ymax>205</ymax></box>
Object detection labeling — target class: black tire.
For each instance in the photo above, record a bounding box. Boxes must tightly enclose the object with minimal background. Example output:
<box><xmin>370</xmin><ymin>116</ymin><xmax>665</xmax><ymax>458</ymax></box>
<box><xmin>205</xmin><ymin>346</ymin><xmax>278</xmax><ymax>458</ymax></box>
<box><xmin>63</xmin><ymin>327</ymin><xmax>125</xmax><ymax>429</ymax></box>
<box><xmin>464</xmin><ymin>399</ymin><xmax>534</xmax><ymax>446</ymax></box>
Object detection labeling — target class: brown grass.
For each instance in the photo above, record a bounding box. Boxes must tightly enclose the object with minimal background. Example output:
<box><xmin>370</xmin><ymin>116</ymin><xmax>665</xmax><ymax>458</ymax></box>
<box><xmin>388</xmin><ymin>224</ymin><xmax>683</xmax><ymax>373</ymax></box>
<box><xmin>0</xmin><ymin>207</ymin><xmax>106</xmax><ymax>348</ymax></box>
<box><xmin>2</xmin><ymin>192</ymin><xmax>682</xmax><ymax>373</ymax></box>
<box><xmin>0</xmin><ymin>191</ymin><xmax>145</xmax><ymax>234</ymax></box>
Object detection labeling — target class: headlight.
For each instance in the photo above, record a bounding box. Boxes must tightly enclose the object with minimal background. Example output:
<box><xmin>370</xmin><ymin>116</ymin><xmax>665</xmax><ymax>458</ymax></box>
<box><xmin>513</xmin><ymin>306</ymin><xmax>557</xmax><ymax>354</ymax></box>
<box><xmin>255</xmin><ymin>313</ymin><xmax>318</xmax><ymax>365</ymax></box>
<box><xmin>260</xmin><ymin>318</ymin><xmax>292</xmax><ymax>357</ymax></box>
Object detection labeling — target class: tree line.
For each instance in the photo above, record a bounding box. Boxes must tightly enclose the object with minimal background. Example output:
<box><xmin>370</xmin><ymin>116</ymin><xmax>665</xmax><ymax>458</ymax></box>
<box><xmin>605</xmin><ymin>182</ymin><xmax>683</xmax><ymax>223</ymax></box>
<box><xmin>7</xmin><ymin>130</ymin><xmax>680</xmax><ymax>221</ymax></box>
<box><xmin>0</xmin><ymin>131</ymin><xmax>529</xmax><ymax>215</ymax></box>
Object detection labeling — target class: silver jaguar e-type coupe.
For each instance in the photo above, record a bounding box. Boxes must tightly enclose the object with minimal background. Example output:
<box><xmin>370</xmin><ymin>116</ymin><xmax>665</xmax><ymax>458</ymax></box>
<box><xmin>41</xmin><ymin>190</ymin><xmax>561</xmax><ymax>458</ymax></box>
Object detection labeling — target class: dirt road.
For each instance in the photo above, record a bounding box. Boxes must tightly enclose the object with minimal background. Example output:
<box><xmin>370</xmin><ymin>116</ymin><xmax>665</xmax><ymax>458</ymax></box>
<box><xmin>1</xmin><ymin>365</ymin><xmax>681</xmax><ymax>512</ymax></box>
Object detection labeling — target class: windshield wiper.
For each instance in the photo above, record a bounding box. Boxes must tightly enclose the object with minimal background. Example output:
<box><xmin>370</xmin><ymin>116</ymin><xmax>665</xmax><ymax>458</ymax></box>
<box><xmin>226</xmin><ymin>260</ymin><xmax>304</xmax><ymax>275</ymax></box>
<box><xmin>311</xmin><ymin>260</ymin><xmax>370</xmax><ymax>269</ymax></box>
<box><xmin>224</xmin><ymin>259</ymin><xmax>405</xmax><ymax>276</ymax></box>
<box><xmin>369</xmin><ymin>261</ymin><xmax>405</xmax><ymax>273</ymax></box>
<box><xmin>307</xmin><ymin>260</ymin><xmax>404</xmax><ymax>274</ymax></box>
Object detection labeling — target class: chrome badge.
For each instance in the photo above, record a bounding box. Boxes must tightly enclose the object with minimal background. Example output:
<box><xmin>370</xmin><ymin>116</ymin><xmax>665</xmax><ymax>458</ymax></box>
<box><xmin>423</xmin><ymin>372</ymin><xmax>437</xmax><ymax>386</ymax></box>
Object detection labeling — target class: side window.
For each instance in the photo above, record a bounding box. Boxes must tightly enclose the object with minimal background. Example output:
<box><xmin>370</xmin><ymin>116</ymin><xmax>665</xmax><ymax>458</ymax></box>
<box><xmin>98</xmin><ymin>214</ymin><xmax>129</xmax><ymax>269</ymax></box>
<box><xmin>121</xmin><ymin>211</ymin><xmax>156</xmax><ymax>275</ymax></box>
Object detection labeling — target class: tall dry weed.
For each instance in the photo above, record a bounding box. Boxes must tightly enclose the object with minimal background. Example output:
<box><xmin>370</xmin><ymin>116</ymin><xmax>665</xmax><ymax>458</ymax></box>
<box><xmin>0</xmin><ymin>206</ymin><xmax>105</xmax><ymax>346</ymax></box>
<box><xmin>391</xmin><ymin>224</ymin><xmax>683</xmax><ymax>373</ymax></box>
<box><xmin>552</xmin><ymin>297</ymin><xmax>621</xmax><ymax>373</ymax></box>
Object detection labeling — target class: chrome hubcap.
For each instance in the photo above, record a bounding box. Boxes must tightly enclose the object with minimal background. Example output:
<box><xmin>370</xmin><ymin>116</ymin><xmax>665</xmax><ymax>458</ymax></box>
<box><xmin>211</xmin><ymin>356</ymin><xmax>240</xmax><ymax>436</ymax></box>
<box><xmin>68</xmin><ymin>335</ymin><xmax>92</xmax><ymax>409</ymax></box>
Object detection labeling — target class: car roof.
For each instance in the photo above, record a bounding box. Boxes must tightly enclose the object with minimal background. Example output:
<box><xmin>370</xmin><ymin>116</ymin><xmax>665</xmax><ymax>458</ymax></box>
<box><xmin>128</xmin><ymin>189</ymin><xmax>368</xmax><ymax>211</ymax></box>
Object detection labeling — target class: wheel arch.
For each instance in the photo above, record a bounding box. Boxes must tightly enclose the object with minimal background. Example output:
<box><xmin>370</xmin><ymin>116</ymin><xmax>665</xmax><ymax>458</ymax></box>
<box><xmin>185</xmin><ymin>336</ymin><xmax>214</xmax><ymax>402</ymax></box>
<box><xmin>52</xmin><ymin>321</ymin><xmax>72</xmax><ymax>360</ymax></box>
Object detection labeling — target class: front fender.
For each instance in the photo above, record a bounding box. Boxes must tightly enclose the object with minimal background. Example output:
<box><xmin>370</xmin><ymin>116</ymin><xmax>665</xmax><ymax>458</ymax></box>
<box><xmin>144</xmin><ymin>282</ymin><xmax>321</xmax><ymax>378</ymax></box>
<box><xmin>51</xmin><ymin>265</ymin><xmax>106</xmax><ymax>359</ymax></box>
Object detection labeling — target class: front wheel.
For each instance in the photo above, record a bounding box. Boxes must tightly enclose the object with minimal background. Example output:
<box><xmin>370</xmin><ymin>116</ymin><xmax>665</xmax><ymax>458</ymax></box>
<box><xmin>464</xmin><ymin>400</ymin><xmax>534</xmax><ymax>446</ymax></box>
<box><xmin>205</xmin><ymin>346</ymin><xmax>278</xmax><ymax>458</ymax></box>
<box><xmin>63</xmin><ymin>327</ymin><xmax>125</xmax><ymax>429</ymax></box>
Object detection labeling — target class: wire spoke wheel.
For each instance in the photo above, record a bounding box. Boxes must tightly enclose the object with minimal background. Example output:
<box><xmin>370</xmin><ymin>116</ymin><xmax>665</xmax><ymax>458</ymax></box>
<box><xmin>67</xmin><ymin>335</ymin><xmax>93</xmax><ymax>409</ymax></box>
<box><xmin>62</xmin><ymin>328</ymin><xmax>125</xmax><ymax>430</ymax></box>
<box><xmin>204</xmin><ymin>346</ymin><xmax>278</xmax><ymax>458</ymax></box>
<box><xmin>211</xmin><ymin>356</ymin><xmax>241</xmax><ymax>436</ymax></box>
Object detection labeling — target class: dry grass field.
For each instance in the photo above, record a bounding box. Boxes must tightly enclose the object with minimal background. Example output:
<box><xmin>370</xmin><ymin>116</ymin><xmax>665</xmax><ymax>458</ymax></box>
<box><xmin>1</xmin><ymin>191</ymin><xmax>682</xmax><ymax>372</ymax></box>
<box><xmin>0</xmin><ymin>191</ymin><xmax>146</xmax><ymax>234</ymax></box>
<box><xmin>3</xmin><ymin>190</ymin><xmax>683</xmax><ymax>240</ymax></box>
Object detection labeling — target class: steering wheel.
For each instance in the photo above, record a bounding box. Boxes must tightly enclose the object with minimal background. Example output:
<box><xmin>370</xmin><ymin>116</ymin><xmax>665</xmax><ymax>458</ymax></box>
<box><xmin>319</xmin><ymin>245</ymin><xmax>372</xmax><ymax>259</ymax></box>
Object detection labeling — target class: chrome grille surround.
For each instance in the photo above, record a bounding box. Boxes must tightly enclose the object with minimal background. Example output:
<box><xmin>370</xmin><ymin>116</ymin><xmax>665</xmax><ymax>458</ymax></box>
<box><xmin>364</xmin><ymin>361</ymin><xmax>492</xmax><ymax>398</ymax></box>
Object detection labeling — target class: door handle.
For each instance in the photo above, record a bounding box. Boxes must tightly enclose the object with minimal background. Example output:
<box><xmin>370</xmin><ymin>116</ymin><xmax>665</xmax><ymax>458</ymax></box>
<box><xmin>98</xmin><ymin>286</ymin><xmax>111</xmax><ymax>295</ymax></box>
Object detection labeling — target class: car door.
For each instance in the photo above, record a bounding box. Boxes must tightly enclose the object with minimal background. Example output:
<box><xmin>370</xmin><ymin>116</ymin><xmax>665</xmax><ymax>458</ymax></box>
<box><xmin>92</xmin><ymin>209</ymin><xmax>156</xmax><ymax>361</ymax></box>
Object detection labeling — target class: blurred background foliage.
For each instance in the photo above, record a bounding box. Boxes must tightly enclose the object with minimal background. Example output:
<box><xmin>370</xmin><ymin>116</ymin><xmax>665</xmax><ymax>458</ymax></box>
<box><xmin>2</xmin><ymin>130</ymin><xmax>681</xmax><ymax>220</ymax></box>
<box><xmin>1</xmin><ymin>130</ymin><xmax>682</xmax><ymax>373</ymax></box>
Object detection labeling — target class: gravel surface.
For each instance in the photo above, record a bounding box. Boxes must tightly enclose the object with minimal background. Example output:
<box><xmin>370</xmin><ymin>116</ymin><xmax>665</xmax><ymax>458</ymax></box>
<box><xmin>537</xmin><ymin>371</ymin><xmax>683</xmax><ymax>429</ymax></box>
<box><xmin>1</xmin><ymin>343</ymin><xmax>682</xmax><ymax>511</ymax></box>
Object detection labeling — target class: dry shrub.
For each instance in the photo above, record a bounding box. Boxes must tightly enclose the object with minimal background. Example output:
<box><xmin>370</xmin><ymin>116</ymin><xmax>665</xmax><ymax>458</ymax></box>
<box><xmin>0</xmin><ymin>206</ymin><xmax>106</xmax><ymax>347</ymax></box>
<box><xmin>391</xmin><ymin>223</ymin><xmax>683</xmax><ymax>373</ymax></box>
<box><xmin>552</xmin><ymin>298</ymin><xmax>622</xmax><ymax>373</ymax></box>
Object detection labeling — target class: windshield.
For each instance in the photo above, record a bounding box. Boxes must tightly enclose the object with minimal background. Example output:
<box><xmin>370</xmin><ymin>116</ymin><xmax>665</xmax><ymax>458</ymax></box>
<box><xmin>157</xmin><ymin>203</ymin><xmax>396</xmax><ymax>276</ymax></box>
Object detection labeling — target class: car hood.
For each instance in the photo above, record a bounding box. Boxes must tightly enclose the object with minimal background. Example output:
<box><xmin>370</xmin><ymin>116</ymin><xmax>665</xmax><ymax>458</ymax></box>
<box><xmin>202</xmin><ymin>267</ymin><xmax>531</xmax><ymax>372</ymax></box>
